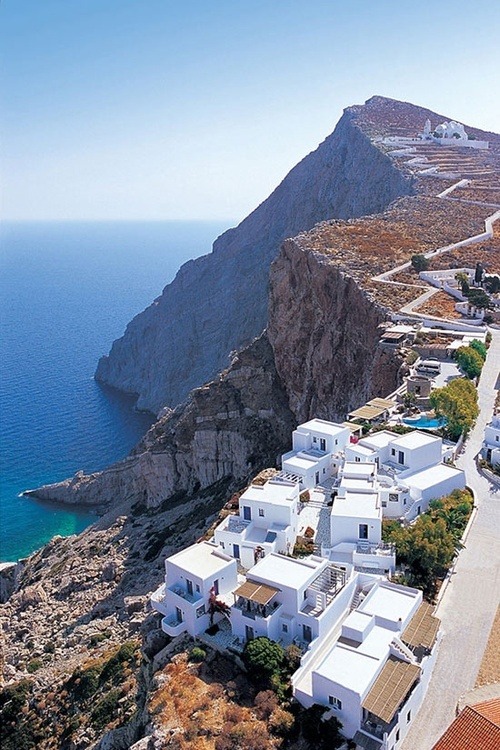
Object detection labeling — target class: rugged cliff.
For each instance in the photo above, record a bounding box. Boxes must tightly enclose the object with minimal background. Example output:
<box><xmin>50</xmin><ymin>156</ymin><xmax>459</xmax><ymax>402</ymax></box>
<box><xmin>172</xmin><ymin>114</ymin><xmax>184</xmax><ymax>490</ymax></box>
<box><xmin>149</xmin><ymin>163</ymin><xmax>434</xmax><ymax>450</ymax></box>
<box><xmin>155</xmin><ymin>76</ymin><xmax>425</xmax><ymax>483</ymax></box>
<box><xmin>268</xmin><ymin>239</ymin><xmax>401</xmax><ymax>423</ymax></box>
<box><xmin>96</xmin><ymin>99</ymin><xmax>414</xmax><ymax>413</ymax></box>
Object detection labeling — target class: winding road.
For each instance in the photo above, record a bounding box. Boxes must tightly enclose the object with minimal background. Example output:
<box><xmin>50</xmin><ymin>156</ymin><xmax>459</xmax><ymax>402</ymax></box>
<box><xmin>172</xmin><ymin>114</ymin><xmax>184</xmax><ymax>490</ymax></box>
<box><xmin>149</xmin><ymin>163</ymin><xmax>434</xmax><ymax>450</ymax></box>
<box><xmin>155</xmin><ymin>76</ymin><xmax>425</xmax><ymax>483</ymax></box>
<box><xmin>401</xmin><ymin>329</ymin><xmax>500</xmax><ymax>749</ymax></box>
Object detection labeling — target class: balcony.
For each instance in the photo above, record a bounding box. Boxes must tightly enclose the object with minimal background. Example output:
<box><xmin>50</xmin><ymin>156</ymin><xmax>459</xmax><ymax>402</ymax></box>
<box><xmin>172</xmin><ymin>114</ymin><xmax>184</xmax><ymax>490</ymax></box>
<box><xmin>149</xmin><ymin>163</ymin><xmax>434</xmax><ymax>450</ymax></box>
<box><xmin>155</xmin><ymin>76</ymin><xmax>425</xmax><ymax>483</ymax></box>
<box><xmin>151</xmin><ymin>583</ymin><xmax>170</xmax><ymax>616</ymax></box>
<box><xmin>168</xmin><ymin>583</ymin><xmax>203</xmax><ymax>605</ymax></box>
<box><xmin>233</xmin><ymin>598</ymin><xmax>282</xmax><ymax>620</ymax></box>
<box><xmin>355</xmin><ymin>542</ymin><xmax>394</xmax><ymax>556</ymax></box>
<box><xmin>161</xmin><ymin>614</ymin><xmax>187</xmax><ymax>637</ymax></box>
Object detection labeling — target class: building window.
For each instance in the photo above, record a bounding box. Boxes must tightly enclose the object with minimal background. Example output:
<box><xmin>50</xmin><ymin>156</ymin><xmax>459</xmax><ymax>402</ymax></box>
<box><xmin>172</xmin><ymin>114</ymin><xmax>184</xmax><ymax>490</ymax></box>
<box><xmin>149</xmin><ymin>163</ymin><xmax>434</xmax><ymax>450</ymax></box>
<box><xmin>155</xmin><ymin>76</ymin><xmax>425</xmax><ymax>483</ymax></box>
<box><xmin>320</xmin><ymin>438</ymin><xmax>326</xmax><ymax>451</ymax></box>
<box><xmin>220</xmin><ymin>542</ymin><xmax>225</xmax><ymax>549</ymax></box>
<box><xmin>406</xmin><ymin>710</ymin><xmax>411</xmax><ymax>723</ymax></box>
<box><xmin>359</xmin><ymin>524</ymin><xmax>368</xmax><ymax>540</ymax></box>
<box><xmin>313</xmin><ymin>437</ymin><xmax>317</xmax><ymax>443</ymax></box>
<box><xmin>398</xmin><ymin>451</ymin><xmax>405</xmax><ymax>465</ymax></box>
<box><xmin>328</xmin><ymin>696</ymin><xmax>342</xmax><ymax>710</ymax></box>
<box><xmin>355</xmin><ymin>457</ymin><xmax>361</xmax><ymax>463</ymax></box>
<box><xmin>258</xmin><ymin>508</ymin><xmax>264</xmax><ymax>517</ymax></box>
<box><xmin>243</xmin><ymin>506</ymin><xmax>251</xmax><ymax>521</ymax></box>
<box><xmin>282</xmin><ymin>623</ymin><xmax>288</xmax><ymax>633</ymax></box>
<box><xmin>389</xmin><ymin>493</ymin><xmax>399</xmax><ymax>502</ymax></box>
<box><xmin>195</xmin><ymin>584</ymin><xmax>201</xmax><ymax>593</ymax></box>
<box><xmin>396</xmin><ymin>729</ymin><xmax>400</xmax><ymax>741</ymax></box>
<box><xmin>323</xmin><ymin>468</ymin><xmax>326</xmax><ymax>474</ymax></box>
<box><xmin>382</xmin><ymin>501</ymin><xmax>387</xmax><ymax>507</ymax></box>
<box><xmin>196</xmin><ymin>604</ymin><xmax>206</xmax><ymax>618</ymax></box>
<box><xmin>391</xmin><ymin>448</ymin><xmax>396</xmax><ymax>456</ymax></box>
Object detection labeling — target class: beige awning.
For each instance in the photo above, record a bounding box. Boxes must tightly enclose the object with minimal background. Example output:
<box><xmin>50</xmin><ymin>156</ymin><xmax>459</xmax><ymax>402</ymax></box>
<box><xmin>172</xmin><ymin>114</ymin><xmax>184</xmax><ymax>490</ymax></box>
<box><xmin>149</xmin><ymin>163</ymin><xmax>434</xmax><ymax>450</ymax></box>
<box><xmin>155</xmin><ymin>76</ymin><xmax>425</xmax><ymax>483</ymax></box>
<box><xmin>233</xmin><ymin>580</ymin><xmax>280</xmax><ymax>606</ymax></box>
<box><xmin>367</xmin><ymin>398</ymin><xmax>395</xmax><ymax>409</ymax></box>
<box><xmin>402</xmin><ymin>602</ymin><xmax>440</xmax><ymax>650</ymax></box>
<box><xmin>348</xmin><ymin>405</ymin><xmax>387</xmax><ymax>421</ymax></box>
<box><xmin>362</xmin><ymin>656</ymin><xmax>420</xmax><ymax>724</ymax></box>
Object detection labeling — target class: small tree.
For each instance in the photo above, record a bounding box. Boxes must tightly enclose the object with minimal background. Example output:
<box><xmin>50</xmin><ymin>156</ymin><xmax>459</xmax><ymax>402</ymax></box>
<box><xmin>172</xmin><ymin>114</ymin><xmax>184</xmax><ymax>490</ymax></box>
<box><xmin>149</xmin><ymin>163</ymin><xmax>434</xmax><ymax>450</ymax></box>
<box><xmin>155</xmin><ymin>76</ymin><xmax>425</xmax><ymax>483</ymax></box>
<box><xmin>455</xmin><ymin>271</ymin><xmax>470</xmax><ymax>297</ymax></box>
<box><xmin>467</xmin><ymin>288</ymin><xmax>492</xmax><ymax>310</ymax></box>
<box><xmin>484</xmin><ymin>275</ymin><xmax>500</xmax><ymax>295</ymax></box>
<box><xmin>243</xmin><ymin>637</ymin><xmax>284</xmax><ymax>686</ymax></box>
<box><xmin>454</xmin><ymin>346</ymin><xmax>484</xmax><ymax>379</ymax></box>
<box><xmin>411</xmin><ymin>254</ymin><xmax>429</xmax><ymax>273</ymax></box>
<box><xmin>469</xmin><ymin>339</ymin><xmax>487</xmax><ymax>361</ymax></box>
<box><xmin>430</xmin><ymin>378</ymin><xmax>479</xmax><ymax>440</ymax></box>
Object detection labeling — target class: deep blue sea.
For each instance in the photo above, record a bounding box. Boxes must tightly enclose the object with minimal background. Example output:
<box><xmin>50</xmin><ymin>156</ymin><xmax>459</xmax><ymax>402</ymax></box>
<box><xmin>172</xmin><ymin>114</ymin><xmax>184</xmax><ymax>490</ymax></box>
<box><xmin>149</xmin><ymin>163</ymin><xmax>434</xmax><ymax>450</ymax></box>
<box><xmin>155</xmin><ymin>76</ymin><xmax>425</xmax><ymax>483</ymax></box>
<box><xmin>0</xmin><ymin>220</ymin><xmax>229</xmax><ymax>562</ymax></box>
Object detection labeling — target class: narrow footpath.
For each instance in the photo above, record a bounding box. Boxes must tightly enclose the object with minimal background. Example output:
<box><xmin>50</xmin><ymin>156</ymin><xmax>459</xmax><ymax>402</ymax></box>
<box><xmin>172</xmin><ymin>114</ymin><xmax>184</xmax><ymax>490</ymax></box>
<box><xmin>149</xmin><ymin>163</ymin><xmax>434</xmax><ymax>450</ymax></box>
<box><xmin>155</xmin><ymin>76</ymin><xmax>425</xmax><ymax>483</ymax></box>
<box><xmin>401</xmin><ymin>329</ymin><xmax>500</xmax><ymax>749</ymax></box>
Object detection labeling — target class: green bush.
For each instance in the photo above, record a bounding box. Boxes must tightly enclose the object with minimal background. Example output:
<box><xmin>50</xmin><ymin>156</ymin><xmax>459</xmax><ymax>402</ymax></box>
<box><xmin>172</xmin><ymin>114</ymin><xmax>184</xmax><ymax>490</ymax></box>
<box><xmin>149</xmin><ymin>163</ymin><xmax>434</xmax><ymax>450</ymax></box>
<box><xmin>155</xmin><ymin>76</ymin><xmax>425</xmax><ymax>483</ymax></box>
<box><xmin>469</xmin><ymin>339</ymin><xmax>487</xmax><ymax>360</ymax></box>
<box><xmin>68</xmin><ymin>665</ymin><xmax>101</xmax><ymax>702</ymax></box>
<box><xmin>26</xmin><ymin>659</ymin><xmax>42</xmax><ymax>674</ymax></box>
<box><xmin>189</xmin><ymin>646</ymin><xmax>206</xmax><ymax>663</ymax></box>
<box><xmin>90</xmin><ymin>688</ymin><xmax>121</xmax><ymax>731</ymax></box>
<box><xmin>454</xmin><ymin>346</ymin><xmax>484</xmax><ymax>379</ymax></box>
<box><xmin>411</xmin><ymin>254</ymin><xmax>429</xmax><ymax>273</ymax></box>
<box><xmin>243</xmin><ymin>637</ymin><xmax>284</xmax><ymax>685</ymax></box>
<box><xmin>430</xmin><ymin>378</ymin><xmax>479</xmax><ymax>440</ymax></box>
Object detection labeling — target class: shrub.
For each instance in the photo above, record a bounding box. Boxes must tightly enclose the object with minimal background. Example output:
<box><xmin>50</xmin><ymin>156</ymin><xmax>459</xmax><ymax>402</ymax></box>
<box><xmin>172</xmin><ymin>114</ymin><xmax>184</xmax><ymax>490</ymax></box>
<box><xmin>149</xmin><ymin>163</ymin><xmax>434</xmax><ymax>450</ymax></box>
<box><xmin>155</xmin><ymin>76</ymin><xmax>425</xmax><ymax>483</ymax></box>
<box><xmin>411</xmin><ymin>254</ymin><xmax>429</xmax><ymax>272</ymax></box>
<box><xmin>269</xmin><ymin>706</ymin><xmax>295</xmax><ymax>735</ymax></box>
<box><xmin>254</xmin><ymin>690</ymin><xmax>279</xmax><ymax>720</ymax></box>
<box><xmin>68</xmin><ymin>665</ymin><xmax>101</xmax><ymax>701</ymax></box>
<box><xmin>90</xmin><ymin>688</ymin><xmax>121</xmax><ymax>731</ymax></box>
<box><xmin>243</xmin><ymin>637</ymin><xmax>284</xmax><ymax>685</ymax></box>
<box><xmin>469</xmin><ymin>339</ymin><xmax>487</xmax><ymax>360</ymax></box>
<box><xmin>26</xmin><ymin>659</ymin><xmax>42</xmax><ymax>674</ymax></box>
<box><xmin>189</xmin><ymin>646</ymin><xmax>206</xmax><ymax>663</ymax></box>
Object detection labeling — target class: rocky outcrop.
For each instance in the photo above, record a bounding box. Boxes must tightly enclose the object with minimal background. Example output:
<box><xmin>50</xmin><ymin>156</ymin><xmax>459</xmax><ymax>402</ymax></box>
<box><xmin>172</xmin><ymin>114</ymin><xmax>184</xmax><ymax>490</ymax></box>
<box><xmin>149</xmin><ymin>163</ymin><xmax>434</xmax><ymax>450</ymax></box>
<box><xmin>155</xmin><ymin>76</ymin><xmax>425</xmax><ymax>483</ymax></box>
<box><xmin>26</xmin><ymin>335</ymin><xmax>295</xmax><ymax>509</ymax></box>
<box><xmin>268</xmin><ymin>238</ymin><xmax>403</xmax><ymax>422</ymax></box>
<box><xmin>96</xmin><ymin>100</ymin><xmax>414</xmax><ymax>413</ymax></box>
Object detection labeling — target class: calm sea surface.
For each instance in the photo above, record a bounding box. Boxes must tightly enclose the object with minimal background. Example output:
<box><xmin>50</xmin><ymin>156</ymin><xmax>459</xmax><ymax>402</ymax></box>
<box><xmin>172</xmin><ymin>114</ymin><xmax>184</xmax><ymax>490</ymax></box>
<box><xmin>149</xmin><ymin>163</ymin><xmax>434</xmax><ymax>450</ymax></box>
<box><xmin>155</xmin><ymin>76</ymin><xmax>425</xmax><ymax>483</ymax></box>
<box><xmin>0</xmin><ymin>220</ymin><xmax>229</xmax><ymax>562</ymax></box>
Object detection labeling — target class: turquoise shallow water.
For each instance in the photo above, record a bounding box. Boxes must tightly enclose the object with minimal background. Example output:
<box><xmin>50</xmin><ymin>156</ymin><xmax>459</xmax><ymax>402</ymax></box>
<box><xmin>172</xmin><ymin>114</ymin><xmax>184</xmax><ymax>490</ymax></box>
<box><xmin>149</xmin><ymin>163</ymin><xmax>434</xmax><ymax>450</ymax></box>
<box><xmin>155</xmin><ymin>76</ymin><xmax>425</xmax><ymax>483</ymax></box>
<box><xmin>0</xmin><ymin>220</ymin><xmax>229</xmax><ymax>561</ymax></box>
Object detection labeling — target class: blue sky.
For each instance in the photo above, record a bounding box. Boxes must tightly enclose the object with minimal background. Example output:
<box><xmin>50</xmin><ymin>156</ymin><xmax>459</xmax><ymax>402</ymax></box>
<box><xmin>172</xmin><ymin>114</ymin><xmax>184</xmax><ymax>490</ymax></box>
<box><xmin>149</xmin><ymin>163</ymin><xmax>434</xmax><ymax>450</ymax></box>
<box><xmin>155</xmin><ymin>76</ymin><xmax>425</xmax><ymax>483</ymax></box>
<box><xmin>2</xmin><ymin>0</ymin><xmax>499</xmax><ymax>221</ymax></box>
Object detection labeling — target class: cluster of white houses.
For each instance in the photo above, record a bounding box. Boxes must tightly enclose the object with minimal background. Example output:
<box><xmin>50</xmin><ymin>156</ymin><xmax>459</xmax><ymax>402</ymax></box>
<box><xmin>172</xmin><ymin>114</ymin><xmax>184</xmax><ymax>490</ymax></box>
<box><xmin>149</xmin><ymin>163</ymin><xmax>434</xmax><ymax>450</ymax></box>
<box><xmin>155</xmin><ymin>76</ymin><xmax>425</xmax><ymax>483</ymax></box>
<box><xmin>151</xmin><ymin>418</ymin><xmax>464</xmax><ymax>749</ymax></box>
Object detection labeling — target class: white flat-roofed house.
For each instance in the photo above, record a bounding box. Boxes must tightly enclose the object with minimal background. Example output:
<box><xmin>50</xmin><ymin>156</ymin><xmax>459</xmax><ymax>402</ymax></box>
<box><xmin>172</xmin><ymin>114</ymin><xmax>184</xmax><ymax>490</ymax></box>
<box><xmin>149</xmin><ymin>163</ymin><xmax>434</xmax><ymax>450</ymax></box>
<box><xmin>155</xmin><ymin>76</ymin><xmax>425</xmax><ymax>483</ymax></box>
<box><xmin>345</xmin><ymin>431</ymin><xmax>399</xmax><ymax>467</ymax></box>
<box><xmin>231</xmin><ymin>553</ymin><xmax>356</xmax><ymax>649</ymax></box>
<box><xmin>151</xmin><ymin>541</ymin><xmax>238</xmax><ymax>637</ymax></box>
<box><xmin>293</xmin><ymin>579</ymin><xmax>441</xmax><ymax>749</ymax></box>
<box><xmin>325</xmin><ymin>462</ymin><xmax>396</xmax><ymax>575</ymax></box>
<box><xmin>385</xmin><ymin>431</ymin><xmax>442</xmax><ymax>473</ymax></box>
<box><xmin>482</xmin><ymin>414</ymin><xmax>500</xmax><ymax>467</ymax></box>
<box><xmin>214</xmin><ymin>478</ymin><xmax>300</xmax><ymax>569</ymax></box>
<box><xmin>346</xmin><ymin>430</ymin><xmax>464</xmax><ymax>520</ymax></box>
<box><xmin>281</xmin><ymin>419</ymin><xmax>351</xmax><ymax>488</ymax></box>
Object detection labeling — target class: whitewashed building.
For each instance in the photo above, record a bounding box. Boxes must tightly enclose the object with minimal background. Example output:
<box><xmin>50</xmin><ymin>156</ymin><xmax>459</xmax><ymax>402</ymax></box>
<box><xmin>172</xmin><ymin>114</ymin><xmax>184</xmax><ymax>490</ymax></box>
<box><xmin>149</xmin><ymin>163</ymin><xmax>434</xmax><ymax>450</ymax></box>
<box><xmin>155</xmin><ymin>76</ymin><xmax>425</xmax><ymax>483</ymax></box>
<box><xmin>151</xmin><ymin>541</ymin><xmax>238</xmax><ymax>637</ymax></box>
<box><xmin>214</xmin><ymin>477</ymin><xmax>300</xmax><ymax>569</ymax></box>
<box><xmin>281</xmin><ymin>419</ymin><xmax>351</xmax><ymax>488</ymax></box>
<box><xmin>482</xmin><ymin>414</ymin><xmax>500</xmax><ymax>467</ymax></box>
<box><xmin>230</xmin><ymin>553</ymin><xmax>354</xmax><ymax>648</ymax></box>
<box><xmin>293</xmin><ymin>579</ymin><xmax>441</xmax><ymax>750</ymax></box>
<box><xmin>345</xmin><ymin>430</ymin><xmax>464</xmax><ymax>520</ymax></box>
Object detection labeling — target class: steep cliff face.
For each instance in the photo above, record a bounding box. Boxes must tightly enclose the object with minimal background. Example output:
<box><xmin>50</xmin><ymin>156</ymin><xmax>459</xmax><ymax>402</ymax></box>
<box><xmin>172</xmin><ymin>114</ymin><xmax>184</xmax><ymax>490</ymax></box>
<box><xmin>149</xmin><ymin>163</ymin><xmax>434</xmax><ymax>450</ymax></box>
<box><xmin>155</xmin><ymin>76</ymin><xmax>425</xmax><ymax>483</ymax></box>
<box><xmin>268</xmin><ymin>238</ymin><xmax>402</xmax><ymax>423</ymax></box>
<box><xmin>96</xmin><ymin>103</ymin><xmax>413</xmax><ymax>413</ymax></box>
<box><xmin>27</xmin><ymin>335</ymin><xmax>295</xmax><ymax>509</ymax></box>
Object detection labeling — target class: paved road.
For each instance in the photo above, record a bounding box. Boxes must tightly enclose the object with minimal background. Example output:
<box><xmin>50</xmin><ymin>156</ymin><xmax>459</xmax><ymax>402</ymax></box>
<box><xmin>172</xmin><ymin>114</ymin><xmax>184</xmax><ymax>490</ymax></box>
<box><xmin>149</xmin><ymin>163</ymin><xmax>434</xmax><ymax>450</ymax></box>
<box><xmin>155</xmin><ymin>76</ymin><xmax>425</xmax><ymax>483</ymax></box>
<box><xmin>401</xmin><ymin>329</ymin><xmax>500</xmax><ymax>750</ymax></box>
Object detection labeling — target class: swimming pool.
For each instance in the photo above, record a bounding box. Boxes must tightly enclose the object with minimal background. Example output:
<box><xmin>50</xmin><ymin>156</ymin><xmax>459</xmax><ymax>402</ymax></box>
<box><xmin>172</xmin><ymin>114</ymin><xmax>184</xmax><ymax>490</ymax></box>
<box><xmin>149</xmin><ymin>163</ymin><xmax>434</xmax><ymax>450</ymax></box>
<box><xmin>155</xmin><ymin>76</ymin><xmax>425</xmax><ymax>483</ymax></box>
<box><xmin>403</xmin><ymin>415</ymin><xmax>446</xmax><ymax>429</ymax></box>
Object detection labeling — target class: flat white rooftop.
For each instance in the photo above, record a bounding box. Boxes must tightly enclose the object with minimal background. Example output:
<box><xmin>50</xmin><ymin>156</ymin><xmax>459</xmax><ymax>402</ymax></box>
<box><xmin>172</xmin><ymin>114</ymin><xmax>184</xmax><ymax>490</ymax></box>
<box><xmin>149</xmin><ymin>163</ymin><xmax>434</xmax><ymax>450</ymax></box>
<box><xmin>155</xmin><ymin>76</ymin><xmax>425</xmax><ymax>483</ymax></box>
<box><xmin>359</xmin><ymin>582</ymin><xmax>420</xmax><ymax>626</ymax></box>
<box><xmin>297</xmin><ymin>419</ymin><xmax>348</xmax><ymax>437</ymax></box>
<box><xmin>360</xmin><ymin>431</ymin><xmax>399</xmax><ymax>450</ymax></box>
<box><xmin>248</xmin><ymin>553</ymin><xmax>325</xmax><ymax>590</ymax></box>
<box><xmin>315</xmin><ymin>630</ymin><xmax>390</xmax><ymax>694</ymax></box>
<box><xmin>348</xmin><ymin>444</ymin><xmax>376</xmax><ymax>457</ymax></box>
<box><xmin>242</xmin><ymin>480</ymin><xmax>297</xmax><ymax>505</ymax></box>
<box><xmin>332</xmin><ymin>492</ymin><xmax>380</xmax><ymax>519</ymax></box>
<box><xmin>283</xmin><ymin>453</ymin><xmax>321</xmax><ymax>471</ymax></box>
<box><xmin>340</xmin><ymin>478</ymin><xmax>378</xmax><ymax>492</ymax></box>
<box><xmin>391</xmin><ymin>431</ymin><xmax>441</xmax><ymax>450</ymax></box>
<box><xmin>405</xmin><ymin>463</ymin><xmax>464</xmax><ymax>491</ymax></box>
<box><xmin>342</xmin><ymin>461</ymin><xmax>377</xmax><ymax>478</ymax></box>
<box><xmin>168</xmin><ymin>541</ymin><xmax>234</xmax><ymax>578</ymax></box>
